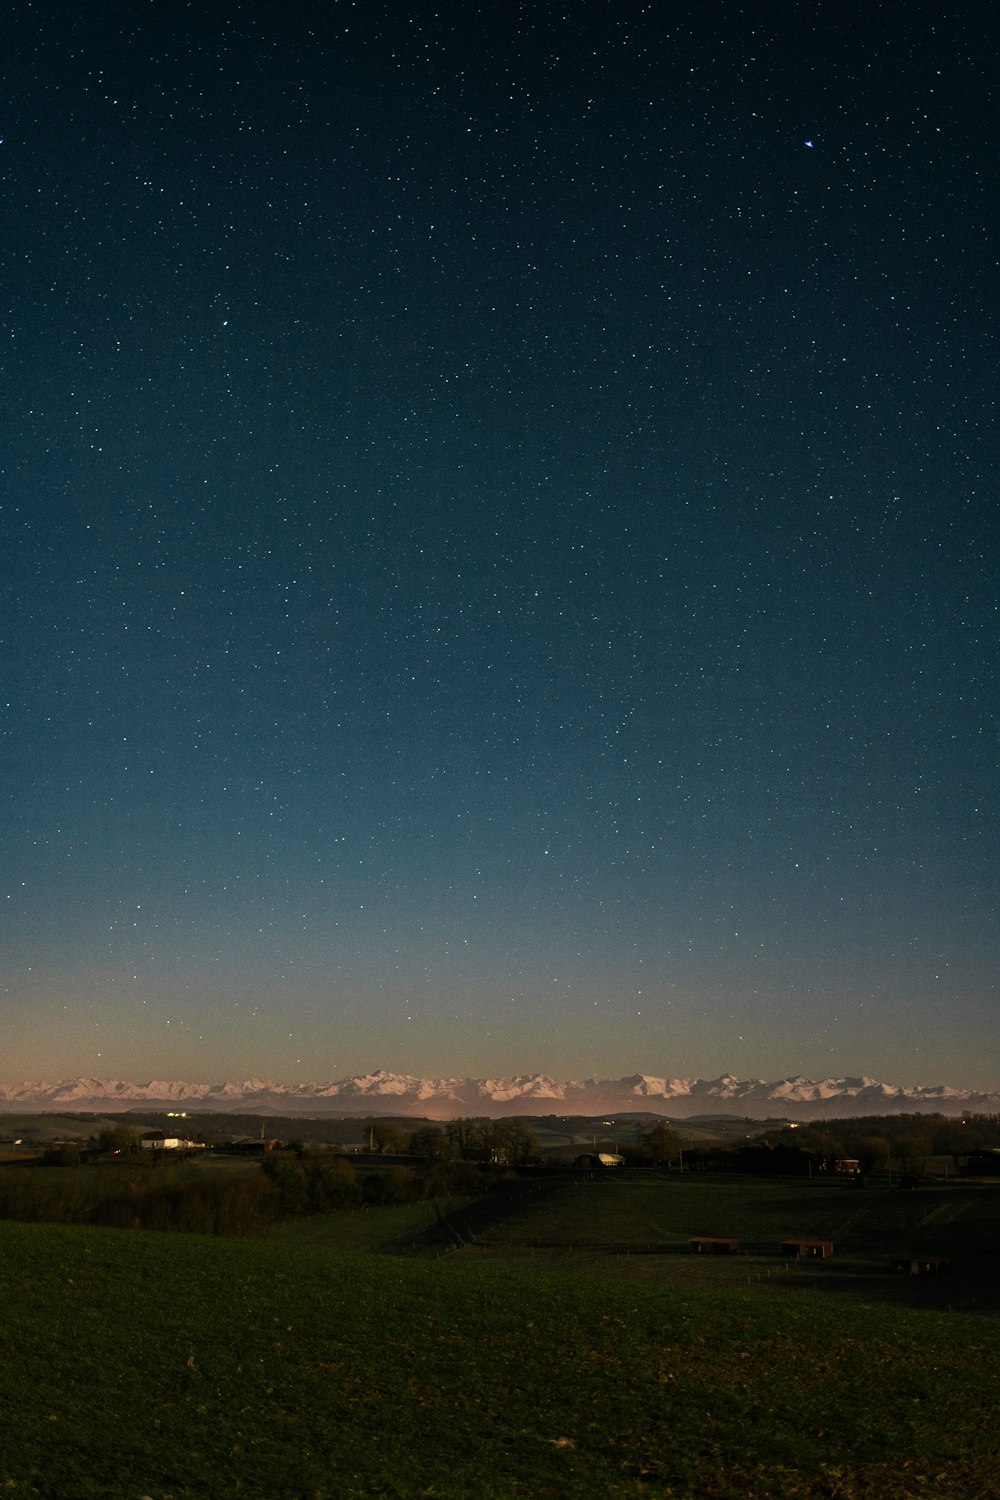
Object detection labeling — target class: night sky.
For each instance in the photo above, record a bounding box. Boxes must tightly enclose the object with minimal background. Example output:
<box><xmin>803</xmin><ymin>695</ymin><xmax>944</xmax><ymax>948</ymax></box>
<box><xmin>3</xmin><ymin>3</ymin><xmax>997</xmax><ymax>1090</ymax></box>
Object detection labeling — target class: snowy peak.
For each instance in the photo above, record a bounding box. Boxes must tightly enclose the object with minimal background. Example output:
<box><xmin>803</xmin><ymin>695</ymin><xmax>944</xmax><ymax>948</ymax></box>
<box><xmin>0</xmin><ymin>1072</ymin><xmax>995</xmax><ymax>1119</ymax></box>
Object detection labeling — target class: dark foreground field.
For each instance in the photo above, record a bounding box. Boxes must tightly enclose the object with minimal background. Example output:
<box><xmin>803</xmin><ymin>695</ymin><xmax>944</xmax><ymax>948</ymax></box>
<box><xmin>1</xmin><ymin>1216</ymin><xmax>998</xmax><ymax>1500</ymax></box>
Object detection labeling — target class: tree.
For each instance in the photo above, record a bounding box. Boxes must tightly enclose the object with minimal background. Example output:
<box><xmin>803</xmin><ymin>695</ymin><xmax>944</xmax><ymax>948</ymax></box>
<box><xmin>262</xmin><ymin>1153</ymin><xmax>360</xmax><ymax>1214</ymax></box>
<box><xmin>409</xmin><ymin>1125</ymin><xmax>450</xmax><ymax>1160</ymax></box>
<box><xmin>894</xmin><ymin>1130</ymin><xmax>933</xmax><ymax>1180</ymax></box>
<box><xmin>41</xmin><ymin>1143</ymin><xmax>82</xmax><ymax>1167</ymax></box>
<box><xmin>499</xmin><ymin>1119</ymin><xmax>538</xmax><ymax>1167</ymax></box>
<box><xmin>98</xmin><ymin>1126</ymin><xmax>141</xmax><ymax>1155</ymax></box>
<box><xmin>856</xmin><ymin>1135</ymin><xmax>892</xmax><ymax>1175</ymax></box>
<box><xmin>933</xmin><ymin>1118</ymin><xmax>978</xmax><ymax>1165</ymax></box>
<box><xmin>363</xmin><ymin>1167</ymin><xmax>421</xmax><ymax>1206</ymax></box>
<box><xmin>643</xmin><ymin>1123</ymin><xmax>683</xmax><ymax>1166</ymax></box>
<box><xmin>793</xmin><ymin>1129</ymin><xmax>845</xmax><ymax>1173</ymax></box>
<box><xmin>444</xmin><ymin>1118</ymin><xmax>484</xmax><ymax>1160</ymax></box>
<box><xmin>369</xmin><ymin>1119</ymin><xmax>406</xmax><ymax>1155</ymax></box>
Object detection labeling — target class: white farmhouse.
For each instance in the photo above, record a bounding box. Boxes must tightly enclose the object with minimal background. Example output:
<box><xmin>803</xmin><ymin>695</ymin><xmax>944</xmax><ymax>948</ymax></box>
<box><xmin>140</xmin><ymin>1130</ymin><xmax>199</xmax><ymax>1151</ymax></box>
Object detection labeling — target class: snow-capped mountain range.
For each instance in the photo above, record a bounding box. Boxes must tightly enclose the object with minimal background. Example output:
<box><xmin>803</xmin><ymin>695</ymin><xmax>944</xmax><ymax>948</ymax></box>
<box><xmin>0</xmin><ymin>1072</ymin><xmax>995</xmax><ymax>1119</ymax></box>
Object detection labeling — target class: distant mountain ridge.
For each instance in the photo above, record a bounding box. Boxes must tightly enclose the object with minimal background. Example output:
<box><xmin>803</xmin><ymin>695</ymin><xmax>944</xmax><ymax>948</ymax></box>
<box><xmin>1</xmin><ymin>1072</ymin><xmax>995</xmax><ymax>1119</ymax></box>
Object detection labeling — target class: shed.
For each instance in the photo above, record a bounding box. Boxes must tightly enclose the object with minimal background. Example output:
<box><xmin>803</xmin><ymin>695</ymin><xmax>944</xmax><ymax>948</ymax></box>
<box><xmin>781</xmin><ymin>1239</ymin><xmax>833</xmax><ymax>1259</ymax></box>
<box><xmin>889</xmin><ymin>1254</ymin><xmax>949</xmax><ymax>1277</ymax></box>
<box><xmin>690</xmin><ymin>1236</ymin><xmax>739</xmax><ymax>1255</ymax></box>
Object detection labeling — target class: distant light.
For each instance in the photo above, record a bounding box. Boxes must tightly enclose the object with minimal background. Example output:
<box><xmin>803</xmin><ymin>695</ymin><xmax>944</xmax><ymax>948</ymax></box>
<box><xmin>804</xmin><ymin>139</ymin><xmax>814</xmax><ymax>148</ymax></box>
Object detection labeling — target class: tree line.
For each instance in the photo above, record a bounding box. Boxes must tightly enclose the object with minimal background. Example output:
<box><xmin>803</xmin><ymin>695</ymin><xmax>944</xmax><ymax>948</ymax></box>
<box><xmin>0</xmin><ymin>1150</ymin><xmax>522</xmax><ymax>1237</ymax></box>
<box><xmin>757</xmin><ymin>1112</ymin><xmax>1000</xmax><ymax>1177</ymax></box>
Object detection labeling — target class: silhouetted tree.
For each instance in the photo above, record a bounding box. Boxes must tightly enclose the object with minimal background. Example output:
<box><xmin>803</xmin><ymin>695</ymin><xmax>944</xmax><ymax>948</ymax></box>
<box><xmin>97</xmin><ymin>1126</ymin><xmax>141</xmax><ymax>1155</ymax></box>
<box><xmin>369</xmin><ymin>1119</ymin><xmax>407</xmax><ymax>1155</ymax></box>
<box><xmin>643</xmin><ymin>1123</ymin><xmax>683</xmax><ymax>1166</ymax></box>
<box><xmin>444</xmin><ymin>1118</ymin><xmax>483</xmax><ymax>1159</ymax></box>
<box><xmin>409</xmin><ymin>1125</ymin><xmax>453</xmax><ymax>1160</ymax></box>
<box><xmin>894</xmin><ymin>1129</ymin><xmax>933</xmax><ymax>1180</ymax></box>
<box><xmin>856</xmin><ymin>1135</ymin><xmax>892</xmax><ymax>1175</ymax></box>
<box><xmin>363</xmin><ymin>1167</ymin><xmax>421</xmax><ymax>1206</ymax></box>
<box><xmin>495</xmin><ymin>1119</ymin><xmax>538</xmax><ymax>1167</ymax></box>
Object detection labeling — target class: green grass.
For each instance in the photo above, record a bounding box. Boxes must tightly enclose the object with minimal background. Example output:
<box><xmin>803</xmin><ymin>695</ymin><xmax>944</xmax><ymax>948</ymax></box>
<box><xmin>0</xmin><ymin>1112</ymin><xmax>122</xmax><ymax>1142</ymax></box>
<box><xmin>1</xmin><ymin>1219</ymin><xmax>998</xmax><ymax>1499</ymax></box>
<box><xmin>469</xmin><ymin>1174</ymin><xmax>945</xmax><ymax>1250</ymax></box>
<box><xmin>430</xmin><ymin>1173</ymin><xmax>1000</xmax><ymax>1311</ymax></box>
<box><xmin>264</xmin><ymin>1196</ymin><xmax>469</xmax><ymax>1252</ymax></box>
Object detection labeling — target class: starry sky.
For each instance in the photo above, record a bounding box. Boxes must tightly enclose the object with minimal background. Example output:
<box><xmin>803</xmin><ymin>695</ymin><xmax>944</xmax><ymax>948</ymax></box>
<box><xmin>3</xmin><ymin>2</ymin><xmax>997</xmax><ymax>1090</ymax></box>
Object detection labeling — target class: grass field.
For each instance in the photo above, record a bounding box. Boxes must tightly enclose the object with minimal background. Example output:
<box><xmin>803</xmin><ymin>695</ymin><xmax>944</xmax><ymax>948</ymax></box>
<box><xmin>265</xmin><ymin>1195</ymin><xmax>472</xmax><ymax>1253</ymax></box>
<box><xmin>263</xmin><ymin>1169</ymin><xmax>1000</xmax><ymax>1313</ymax></box>
<box><xmin>457</xmin><ymin>1172</ymin><xmax>994</xmax><ymax>1249</ymax></box>
<box><xmin>2</xmin><ymin>1215</ymin><xmax>999</xmax><ymax>1499</ymax></box>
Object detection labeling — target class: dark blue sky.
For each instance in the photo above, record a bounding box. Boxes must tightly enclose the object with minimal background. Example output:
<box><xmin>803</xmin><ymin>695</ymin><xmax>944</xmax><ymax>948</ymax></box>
<box><xmin>3</xmin><ymin>2</ymin><xmax>996</xmax><ymax>1087</ymax></box>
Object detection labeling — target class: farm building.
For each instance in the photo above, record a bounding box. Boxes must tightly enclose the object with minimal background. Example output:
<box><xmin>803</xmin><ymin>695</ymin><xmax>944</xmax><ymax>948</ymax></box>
<box><xmin>958</xmin><ymin>1149</ymin><xmax>1000</xmax><ymax>1176</ymax></box>
<box><xmin>889</xmin><ymin>1254</ymin><xmax>949</xmax><ymax>1276</ymax></box>
<box><xmin>223</xmin><ymin>1136</ymin><xmax>283</xmax><ymax>1154</ymax></box>
<box><xmin>140</xmin><ymin>1131</ymin><xmax>200</xmax><ymax>1151</ymax></box>
<box><xmin>574</xmin><ymin>1151</ymin><xmax>624</xmax><ymax>1168</ymax></box>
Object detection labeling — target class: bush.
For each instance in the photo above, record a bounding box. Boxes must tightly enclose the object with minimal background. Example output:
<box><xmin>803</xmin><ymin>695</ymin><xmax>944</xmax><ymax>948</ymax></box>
<box><xmin>40</xmin><ymin>1145</ymin><xmax>83</xmax><ymax>1167</ymax></box>
<box><xmin>262</xmin><ymin>1154</ymin><xmax>361</xmax><ymax>1214</ymax></box>
<box><xmin>362</xmin><ymin>1168</ymin><xmax>421</xmax><ymax>1206</ymax></box>
<box><xmin>0</xmin><ymin>1162</ymin><xmax>280</xmax><ymax>1236</ymax></box>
